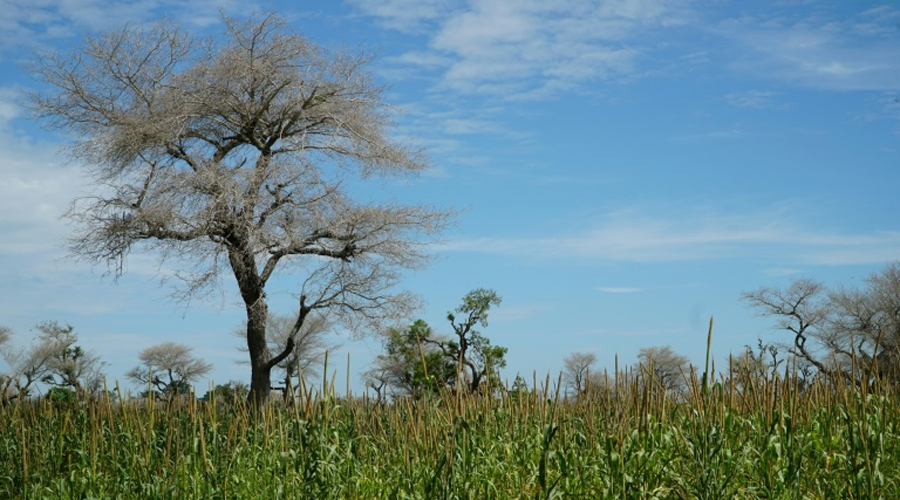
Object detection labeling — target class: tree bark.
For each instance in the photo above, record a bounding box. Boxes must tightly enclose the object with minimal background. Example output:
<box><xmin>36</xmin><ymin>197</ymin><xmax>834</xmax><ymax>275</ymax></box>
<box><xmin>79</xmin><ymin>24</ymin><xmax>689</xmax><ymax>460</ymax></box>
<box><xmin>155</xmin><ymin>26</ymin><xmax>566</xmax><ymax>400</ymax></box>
<box><xmin>246</xmin><ymin>297</ymin><xmax>271</xmax><ymax>407</ymax></box>
<box><xmin>228</xmin><ymin>241</ymin><xmax>272</xmax><ymax>408</ymax></box>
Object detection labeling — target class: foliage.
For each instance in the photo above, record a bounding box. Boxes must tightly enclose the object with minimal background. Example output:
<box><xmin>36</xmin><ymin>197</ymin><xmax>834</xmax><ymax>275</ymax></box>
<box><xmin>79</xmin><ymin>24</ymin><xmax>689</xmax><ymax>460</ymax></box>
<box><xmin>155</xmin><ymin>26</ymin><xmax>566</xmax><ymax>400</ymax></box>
<box><xmin>369</xmin><ymin>289</ymin><xmax>508</xmax><ymax>397</ymax></box>
<box><xmin>365</xmin><ymin>320</ymin><xmax>456</xmax><ymax>400</ymax></box>
<box><xmin>43</xmin><ymin>387</ymin><xmax>77</xmax><ymax>408</ymax></box>
<box><xmin>201</xmin><ymin>381</ymin><xmax>249</xmax><ymax>406</ymax></box>
<box><xmin>438</xmin><ymin>288</ymin><xmax>507</xmax><ymax>393</ymax></box>
<box><xmin>4</xmin><ymin>361</ymin><xmax>900</xmax><ymax>498</ymax></box>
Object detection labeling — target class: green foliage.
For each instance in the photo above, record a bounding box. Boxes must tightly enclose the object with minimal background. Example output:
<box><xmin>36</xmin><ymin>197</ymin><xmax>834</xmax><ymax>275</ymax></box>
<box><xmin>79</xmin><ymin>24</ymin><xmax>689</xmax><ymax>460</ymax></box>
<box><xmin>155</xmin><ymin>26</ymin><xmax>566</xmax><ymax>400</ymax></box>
<box><xmin>43</xmin><ymin>387</ymin><xmax>77</xmax><ymax>408</ymax></box>
<box><xmin>4</xmin><ymin>369</ymin><xmax>900</xmax><ymax>499</ymax></box>
<box><xmin>201</xmin><ymin>381</ymin><xmax>248</xmax><ymax>405</ymax></box>
<box><xmin>381</xmin><ymin>320</ymin><xmax>456</xmax><ymax>399</ymax></box>
<box><xmin>371</xmin><ymin>289</ymin><xmax>508</xmax><ymax>397</ymax></box>
<box><xmin>443</xmin><ymin>288</ymin><xmax>507</xmax><ymax>393</ymax></box>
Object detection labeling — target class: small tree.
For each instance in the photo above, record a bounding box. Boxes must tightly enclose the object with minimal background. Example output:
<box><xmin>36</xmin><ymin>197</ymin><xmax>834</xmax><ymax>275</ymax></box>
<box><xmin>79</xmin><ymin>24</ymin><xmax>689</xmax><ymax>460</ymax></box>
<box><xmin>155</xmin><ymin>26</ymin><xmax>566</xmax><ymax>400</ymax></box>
<box><xmin>126</xmin><ymin>342</ymin><xmax>212</xmax><ymax>402</ymax></box>
<box><xmin>507</xmin><ymin>374</ymin><xmax>529</xmax><ymax>400</ymax></box>
<box><xmin>562</xmin><ymin>351</ymin><xmax>598</xmax><ymax>397</ymax></box>
<box><xmin>367</xmin><ymin>320</ymin><xmax>456</xmax><ymax>399</ymax></box>
<box><xmin>637</xmin><ymin>345</ymin><xmax>690</xmax><ymax>395</ymax></box>
<box><xmin>30</xmin><ymin>13</ymin><xmax>451</xmax><ymax>407</ymax></box>
<box><xmin>36</xmin><ymin>321</ymin><xmax>105</xmax><ymax>399</ymax></box>
<box><xmin>202</xmin><ymin>380</ymin><xmax>249</xmax><ymax>406</ymax></box>
<box><xmin>0</xmin><ymin>326</ymin><xmax>58</xmax><ymax>404</ymax></box>
<box><xmin>742</xmin><ymin>279</ymin><xmax>832</xmax><ymax>377</ymax></box>
<box><xmin>422</xmin><ymin>289</ymin><xmax>507</xmax><ymax>393</ymax></box>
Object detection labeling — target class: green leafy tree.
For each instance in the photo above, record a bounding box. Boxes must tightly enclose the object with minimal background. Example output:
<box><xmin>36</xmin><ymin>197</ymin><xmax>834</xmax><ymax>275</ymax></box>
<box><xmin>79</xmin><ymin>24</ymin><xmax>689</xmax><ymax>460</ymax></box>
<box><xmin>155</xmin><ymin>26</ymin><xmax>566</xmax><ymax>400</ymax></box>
<box><xmin>426</xmin><ymin>289</ymin><xmax>507</xmax><ymax>393</ymax></box>
<box><xmin>202</xmin><ymin>381</ymin><xmax>249</xmax><ymax>406</ymax></box>
<box><xmin>507</xmin><ymin>374</ymin><xmax>529</xmax><ymax>400</ymax></box>
<box><xmin>366</xmin><ymin>320</ymin><xmax>456</xmax><ymax>399</ymax></box>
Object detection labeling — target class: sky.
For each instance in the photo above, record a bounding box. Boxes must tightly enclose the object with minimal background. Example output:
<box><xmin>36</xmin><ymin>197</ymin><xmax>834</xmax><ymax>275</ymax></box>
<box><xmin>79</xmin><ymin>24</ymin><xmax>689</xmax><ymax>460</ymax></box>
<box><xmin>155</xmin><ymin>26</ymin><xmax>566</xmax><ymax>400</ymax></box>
<box><xmin>1</xmin><ymin>0</ymin><xmax>899</xmax><ymax>397</ymax></box>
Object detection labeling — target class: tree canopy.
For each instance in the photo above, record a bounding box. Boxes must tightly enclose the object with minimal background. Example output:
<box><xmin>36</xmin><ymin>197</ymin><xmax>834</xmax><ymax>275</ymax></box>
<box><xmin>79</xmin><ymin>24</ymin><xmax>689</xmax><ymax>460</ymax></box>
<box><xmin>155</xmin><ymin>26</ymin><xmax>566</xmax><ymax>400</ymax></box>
<box><xmin>30</xmin><ymin>13</ymin><xmax>451</xmax><ymax>405</ymax></box>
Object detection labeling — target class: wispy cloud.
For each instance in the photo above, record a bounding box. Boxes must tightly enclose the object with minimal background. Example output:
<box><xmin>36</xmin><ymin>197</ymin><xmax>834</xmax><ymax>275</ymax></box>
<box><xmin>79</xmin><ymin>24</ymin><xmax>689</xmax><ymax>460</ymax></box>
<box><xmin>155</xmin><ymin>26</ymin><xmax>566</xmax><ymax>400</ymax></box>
<box><xmin>491</xmin><ymin>303</ymin><xmax>550</xmax><ymax>323</ymax></box>
<box><xmin>0</xmin><ymin>0</ymin><xmax>257</xmax><ymax>56</ymax></box>
<box><xmin>595</xmin><ymin>284</ymin><xmax>696</xmax><ymax>294</ymax></box>
<box><xmin>718</xmin><ymin>7</ymin><xmax>900</xmax><ymax>91</ymax></box>
<box><xmin>441</xmin><ymin>206</ymin><xmax>900</xmax><ymax>265</ymax></box>
<box><xmin>354</xmin><ymin>0</ymin><xmax>691</xmax><ymax>99</ymax></box>
<box><xmin>346</xmin><ymin>0</ymin><xmax>457</xmax><ymax>34</ymax></box>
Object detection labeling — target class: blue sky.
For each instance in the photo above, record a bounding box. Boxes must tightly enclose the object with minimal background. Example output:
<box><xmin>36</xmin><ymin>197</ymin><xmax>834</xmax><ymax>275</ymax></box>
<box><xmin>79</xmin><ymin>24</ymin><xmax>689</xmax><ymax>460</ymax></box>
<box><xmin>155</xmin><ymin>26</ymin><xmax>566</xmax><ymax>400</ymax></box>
<box><xmin>1</xmin><ymin>0</ymin><xmax>899</xmax><ymax>395</ymax></box>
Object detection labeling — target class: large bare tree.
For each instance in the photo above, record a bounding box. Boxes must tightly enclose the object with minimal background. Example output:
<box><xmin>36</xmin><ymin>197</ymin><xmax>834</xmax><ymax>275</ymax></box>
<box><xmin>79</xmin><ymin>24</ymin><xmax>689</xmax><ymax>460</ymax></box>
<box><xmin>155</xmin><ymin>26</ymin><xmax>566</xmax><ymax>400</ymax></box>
<box><xmin>742</xmin><ymin>279</ymin><xmax>831</xmax><ymax>376</ymax></box>
<box><xmin>30</xmin><ymin>14</ymin><xmax>450</xmax><ymax>405</ymax></box>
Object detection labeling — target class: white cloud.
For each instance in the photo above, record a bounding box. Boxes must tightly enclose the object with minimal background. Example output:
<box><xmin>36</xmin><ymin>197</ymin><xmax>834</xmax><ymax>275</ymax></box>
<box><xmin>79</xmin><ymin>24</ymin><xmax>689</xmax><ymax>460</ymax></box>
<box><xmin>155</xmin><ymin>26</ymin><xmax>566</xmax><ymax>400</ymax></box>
<box><xmin>0</xmin><ymin>88</ymin><xmax>20</xmax><ymax>125</ymax></box>
<box><xmin>0</xmin><ymin>0</ymin><xmax>259</xmax><ymax>56</ymax></box>
<box><xmin>490</xmin><ymin>303</ymin><xmax>549</xmax><ymax>323</ymax></box>
<box><xmin>0</xmin><ymin>89</ymin><xmax>82</xmax><ymax>255</ymax></box>
<box><xmin>355</xmin><ymin>0</ymin><xmax>691</xmax><ymax>99</ymax></box>
<box><xmin>347</xmin><ymin>0</ymin><xmax>458</xmax><ymax>33</ymax></box>
<box><xmin>441</xmin><ymin>206</ymin><xmax>900</xmax><ymax>266</ymax></box>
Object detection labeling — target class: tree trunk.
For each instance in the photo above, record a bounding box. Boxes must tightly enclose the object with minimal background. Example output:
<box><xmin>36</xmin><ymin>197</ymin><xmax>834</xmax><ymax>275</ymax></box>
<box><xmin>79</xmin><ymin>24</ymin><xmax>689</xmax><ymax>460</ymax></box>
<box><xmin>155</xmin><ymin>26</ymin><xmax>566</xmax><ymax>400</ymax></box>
<box><xmin>246</xmin><ymin>297</ymin><xmax>271</xmax><ymax>408</ymax></box>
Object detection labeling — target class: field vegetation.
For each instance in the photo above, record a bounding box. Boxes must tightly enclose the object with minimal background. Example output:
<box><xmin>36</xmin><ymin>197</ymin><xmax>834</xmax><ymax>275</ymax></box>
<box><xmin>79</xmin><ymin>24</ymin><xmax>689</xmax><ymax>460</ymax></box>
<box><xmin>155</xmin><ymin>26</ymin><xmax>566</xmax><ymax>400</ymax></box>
<box><xmin>2</xmin><ymin>341</ymin><xmax>899</xmax><ymax>499</ymax></box>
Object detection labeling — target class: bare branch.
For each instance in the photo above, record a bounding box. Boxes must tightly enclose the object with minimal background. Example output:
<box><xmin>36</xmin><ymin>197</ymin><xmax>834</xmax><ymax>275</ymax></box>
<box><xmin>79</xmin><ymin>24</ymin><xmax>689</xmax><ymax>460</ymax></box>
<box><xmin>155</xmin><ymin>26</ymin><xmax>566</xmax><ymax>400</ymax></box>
<box><xmin>30</xmin><ymin>12</ymin><xmax>453</xmax><ymax>406</ymax></box>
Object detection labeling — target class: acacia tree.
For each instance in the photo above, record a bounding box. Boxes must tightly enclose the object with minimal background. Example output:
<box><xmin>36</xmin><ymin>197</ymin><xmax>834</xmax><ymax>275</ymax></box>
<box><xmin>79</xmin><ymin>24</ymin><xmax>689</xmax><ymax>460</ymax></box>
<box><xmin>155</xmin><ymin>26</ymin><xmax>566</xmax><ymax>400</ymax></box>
<box><xmin>126</xmin><ymin>342</ymin><xmax>212</xmax><ymax>401</ymax></box>
<box><xmin>0</xmin><ymin>326</ymin><xmax>57</xmax><ymax>404</ymax></box>
<box><xmin>742</xmin><ymin>279</ymin><xmax>832</xmax><ymax>377</ymax></box>
<box><xmin>636</xmin><ymin>345</ymin><xmax>690</xmax><ymax>394</ymax></box>
<box><xmin>35</xmin><ymin>321</ymin><xmax>105</xmax><ymax>398</ymax></box>
<box><xmin>30</xmin><ymin>14</ymin><xmax>450</xmax><ymax>405</ymax></box>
